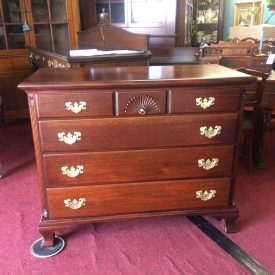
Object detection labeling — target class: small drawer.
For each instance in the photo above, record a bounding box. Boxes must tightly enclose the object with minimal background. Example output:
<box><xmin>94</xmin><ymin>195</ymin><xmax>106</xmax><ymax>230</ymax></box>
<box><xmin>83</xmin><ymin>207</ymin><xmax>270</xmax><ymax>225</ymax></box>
<box><xmin>39</xmin><ymin>113</ymin><xmax>238</xmax><ymax>152</ymax></box>
<box><xmin>47</xmin><ymin>178</ymin><xmax>231</xmax><ymax>219</ymax></box>
<box><xmin>170</xmin><ymin>87</ymin><xmax>241</xmax><ymax>113</ymax></box>
<box><xmin>43</xmin><ymin>145</ymin><xmax>234</xmax><ymax>186</ymax></box>
<box><xmin>36</xmin><ymin>92</ymin><xmax>113</xmax><ymax>118</ymax></box>
<box><xmin>115</xmin><ymin>90</ymin><xmax>167</xmax><ymax>116</ymax></box>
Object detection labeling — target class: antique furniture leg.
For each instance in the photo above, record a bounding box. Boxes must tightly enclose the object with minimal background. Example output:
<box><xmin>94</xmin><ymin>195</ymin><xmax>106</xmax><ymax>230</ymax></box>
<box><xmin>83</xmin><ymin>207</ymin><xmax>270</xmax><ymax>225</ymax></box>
<box><xmin>30</xmin><ymin>225</ymin><xmax>66</xmax><ymax>258</ymax></box>
<box><xmin>223</xmin><ymin>212</ymin><xmax>239</xmax><ymax>233</ymax></box>
<box><xmin>255</xmin><ymin>107</ymin><xmax>271</xmax><ymax>168</ymax></box>
<box><xmin>211</xmin><ymin>206</ymin><xmax>239</xmax><ymax>233</ymax></box>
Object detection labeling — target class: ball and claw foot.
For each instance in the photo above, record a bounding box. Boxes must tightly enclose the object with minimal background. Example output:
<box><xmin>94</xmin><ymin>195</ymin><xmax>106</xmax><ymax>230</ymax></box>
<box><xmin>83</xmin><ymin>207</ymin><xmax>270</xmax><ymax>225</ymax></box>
<box><xmin>30</xmin><ymin>236</ymin><xmax>65</xmax><ymax>258</ymax></box>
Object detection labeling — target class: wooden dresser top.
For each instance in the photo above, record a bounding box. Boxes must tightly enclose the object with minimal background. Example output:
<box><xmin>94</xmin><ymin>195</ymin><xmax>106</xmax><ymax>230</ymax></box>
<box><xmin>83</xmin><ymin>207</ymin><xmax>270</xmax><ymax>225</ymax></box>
<box><xmin>18</xmin><ymin>64</ymin><xmax>255</xmax><ymax>91</ymax></box>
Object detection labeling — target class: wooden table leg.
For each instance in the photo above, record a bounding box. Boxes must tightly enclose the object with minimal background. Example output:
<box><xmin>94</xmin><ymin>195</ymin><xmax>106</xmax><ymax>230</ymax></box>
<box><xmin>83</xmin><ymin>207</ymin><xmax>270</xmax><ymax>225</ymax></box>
<box><xmin>255</xmin><ymin>108</ymin><xmax>271</xmax><ymax>168</ymax></box>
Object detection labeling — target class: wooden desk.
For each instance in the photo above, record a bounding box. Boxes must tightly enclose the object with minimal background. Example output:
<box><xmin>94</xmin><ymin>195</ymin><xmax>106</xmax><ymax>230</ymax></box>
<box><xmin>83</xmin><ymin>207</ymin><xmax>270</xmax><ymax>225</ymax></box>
<box><xmin>18</xmin><ymin>64</ymin><xmax>254</xmax><ymax>256</ymax></box>
<box><xmin>29</xmin><ymin>25</ymin><xmax>151</xmax><ymax>69</ymax></box>
<box><xmin>28</xmin><ymin>47</ymin><xmax>151</xmax><ymax>69</ymax></box>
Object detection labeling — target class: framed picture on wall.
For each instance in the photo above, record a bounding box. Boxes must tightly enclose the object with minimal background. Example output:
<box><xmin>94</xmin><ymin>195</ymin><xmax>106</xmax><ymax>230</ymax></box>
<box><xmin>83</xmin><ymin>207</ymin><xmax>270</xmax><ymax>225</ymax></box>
<box><xmin>234</xmin><ymin>1</ymin><xmax>263</xmax><ymax>26</ymax></box>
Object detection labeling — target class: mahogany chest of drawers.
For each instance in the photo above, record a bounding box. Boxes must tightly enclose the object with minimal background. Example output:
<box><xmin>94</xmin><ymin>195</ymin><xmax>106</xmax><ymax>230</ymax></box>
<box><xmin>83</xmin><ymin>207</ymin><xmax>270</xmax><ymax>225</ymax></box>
<box><xmin>18</xmin><ymin>64</ymin><xmax>254</xmax><ymax>255</ymax></box>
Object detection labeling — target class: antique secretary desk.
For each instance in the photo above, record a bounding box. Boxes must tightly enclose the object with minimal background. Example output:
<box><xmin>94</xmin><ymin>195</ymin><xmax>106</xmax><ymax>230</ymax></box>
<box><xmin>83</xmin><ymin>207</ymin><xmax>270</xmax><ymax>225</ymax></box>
<box><xmin>18</xmin><ymin>64</ymin><xmax>254</xmax><ymax>257</ymax></box>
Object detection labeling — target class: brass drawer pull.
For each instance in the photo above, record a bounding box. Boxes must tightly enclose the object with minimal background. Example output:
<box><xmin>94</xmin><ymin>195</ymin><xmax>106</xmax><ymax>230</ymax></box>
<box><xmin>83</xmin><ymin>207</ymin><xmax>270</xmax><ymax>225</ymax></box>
<box><xmin>196</xmin><ymin>190</ymin><xmax>216</xmax><ymax>201</ymax></box>
<box><xmin>198</xmin><ymin>158</ymin><xmax>219</xmax><ymax>170</ymax></box>
<box><xmin>138</xmin><ymin>108</ymin><xmax>146</xmax><ymax>115</ymax></box>
<box><xmin>58</xmin><ymin>132</ymin><xmax>81</xmax><ymax>145</ymax></box>
<box><xmin>200</xmin><ymin>126</ymin><xmax>222</xmax><ymax>138</ymax></box>
<box><xmin>61</xmin><ymin>165</ymin><xmax>84</xmax><ymax>177</ymax></box>
<box><xmin>64</xmin><ymin>198</ymin><xmax>86</xmax><ymax>210</ymax></box>
<box><xmin>65</xmin><ymin>101</ymin><xmax>87</xmax><ymax>114</ymax></box>
<box><xmin>196</xmin><ymin>97</ymin><xmax>215</xmax><ymax>109</ymax></box>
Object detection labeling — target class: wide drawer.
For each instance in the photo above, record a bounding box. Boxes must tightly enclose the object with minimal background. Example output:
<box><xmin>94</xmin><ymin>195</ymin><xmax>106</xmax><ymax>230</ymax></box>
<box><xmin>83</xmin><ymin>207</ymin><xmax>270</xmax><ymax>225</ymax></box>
<box><xmin>170</xmin><ymin>87</ymin><xmax>241</xmax><ymax>113</ymax></box>
<box><xmin>39</xmin><ymin>113</ymin><xmax>239</xmax><ymax>152</ymax></box>
<box><xmin>47</xmin><ymin>178</ymin><xmax>231</xmax><ymax>219</ymax></box>
<box><xmin>43</xmin><ymin>145</ymin><xmax>235</xmax><ymax>186</ymax></box>
<box><xmin>36</xmin><ymin>92</ymin><xmax>113</xmax><ymax>118</ymax></box>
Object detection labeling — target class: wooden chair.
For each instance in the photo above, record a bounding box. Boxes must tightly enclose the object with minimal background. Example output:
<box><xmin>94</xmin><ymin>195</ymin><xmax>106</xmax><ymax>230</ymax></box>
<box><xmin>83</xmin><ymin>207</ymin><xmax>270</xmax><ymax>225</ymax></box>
<box><xmin>237</xmin><ymin>68</ymin><xmax>269</xmax><ymax>174</ymax></box>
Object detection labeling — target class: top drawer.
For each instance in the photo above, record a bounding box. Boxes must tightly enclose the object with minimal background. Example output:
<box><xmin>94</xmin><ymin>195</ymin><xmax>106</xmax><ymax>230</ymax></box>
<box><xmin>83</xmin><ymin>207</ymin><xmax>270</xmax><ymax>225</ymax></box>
<box><xmin>170</xmin><ymin>87</ymin><xmax>241</xmax><ymax>113</ymax></box>
<box><xmin>36</xmin><ymin>92</ymin><xmax>113</xmax><ymax>118</ymax></box>
<box><xmin>115</xmin><ymin>90</ymin><xmax>167</xmax><ymax>116</ymax></box>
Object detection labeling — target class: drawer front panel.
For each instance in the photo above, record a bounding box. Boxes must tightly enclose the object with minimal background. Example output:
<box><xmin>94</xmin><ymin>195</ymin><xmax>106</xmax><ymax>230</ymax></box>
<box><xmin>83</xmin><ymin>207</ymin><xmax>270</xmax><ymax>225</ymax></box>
<box><xmin>115</xmin><ymin>90</ymin><xmax>166</xmax><ymax>116</ymax></box>
<box><xmin>170</xmin><ymin>88</ymin><xmax>241</xmax><ymax>113</ymax></box>
<box><xmin>47</xmin><ymin>178</ymin><xmax>230</xmax><ymax>219</ymax></box>
<box><xmin>36</xmin><ymin>92</ymin><xmax>113</xmax><ymax>118</ymax></box>
<box><xmin>44</xmin><ymin>146</ymin><xmax>234</xmax><ymax>186</ymax></box>
<box><xmin>39</xmin><ymin>113</ymin><xmax>238</xmax><ymax>152</ymax></box>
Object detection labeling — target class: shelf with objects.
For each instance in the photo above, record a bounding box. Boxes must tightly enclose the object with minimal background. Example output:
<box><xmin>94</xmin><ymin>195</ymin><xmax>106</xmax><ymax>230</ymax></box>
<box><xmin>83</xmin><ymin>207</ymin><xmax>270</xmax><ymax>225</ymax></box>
<box><xmin>176</xmin><ymin>0</ymin><xmax>224</xmax><ymax>47</ymax></box>
<box><xmin>193</xmin><ymin>0</ymin><xmax>225</xmax><ymax>46</ymax></box>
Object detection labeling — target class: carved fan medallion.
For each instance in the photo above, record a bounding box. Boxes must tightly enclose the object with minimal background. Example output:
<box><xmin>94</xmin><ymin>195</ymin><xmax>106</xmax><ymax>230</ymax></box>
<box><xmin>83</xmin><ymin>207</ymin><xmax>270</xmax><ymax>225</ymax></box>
<box><xmin>124</xmin><ymin>94</ymin><xmax>160</xmax><ymax>115</ymax></box>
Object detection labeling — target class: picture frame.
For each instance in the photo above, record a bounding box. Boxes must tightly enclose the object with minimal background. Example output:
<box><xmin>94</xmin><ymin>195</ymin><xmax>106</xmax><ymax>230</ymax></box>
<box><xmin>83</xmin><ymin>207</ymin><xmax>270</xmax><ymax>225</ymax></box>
<box><xmin>233</xmin><ymin>1</ymin><xmax>263</xmax><ymax>26</ymax></box>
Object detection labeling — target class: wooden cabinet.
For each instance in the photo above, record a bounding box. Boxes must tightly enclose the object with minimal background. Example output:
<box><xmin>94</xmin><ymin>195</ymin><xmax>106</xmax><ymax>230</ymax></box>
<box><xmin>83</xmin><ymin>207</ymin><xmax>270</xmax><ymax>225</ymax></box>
<box><xmin>177</xmin><ymin>0</ymin><xmax>225</xmax><ymax>47</ymax></box>
<box><xmin>0</xmin><ymin>0</ymin><xmax>32</xmax><ymax>121</ymax></box>
<box><xmin>25</xmin><ymin>0</ymin><xmax>79</xmax><ymax>53</ymax></box>
<box><xmin>27</xmin><ymin>23</ymin><xmax>151</xmax><ymax>69</ymax></box>
<box><xmin>0</xmin><ymin>0</ymin><xmax>80</xmax><ymax>51</ymax></box>
<box><xmin>0</xmin><ymin>0</ymin><xmax>29</xmax><ymax>49</ymax></box>
<box><xmin>0</xmin><ymin>0</ymin><xmax>80</xmax><ymax>121</ymax></box>
<box><xmin>176</xmin><ymin>0</ymin><xmax>194</xmax><ymax>47</ymax></box>
<box><xmin>0</xmin><ymin>50</ymin><xmax>32</xmax><ymax>120</ymax></box>
<box><xmin>18</xmin><ymin>64</ymin><xmax>254</xmax><ymax>256</ymax></box>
